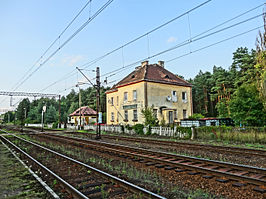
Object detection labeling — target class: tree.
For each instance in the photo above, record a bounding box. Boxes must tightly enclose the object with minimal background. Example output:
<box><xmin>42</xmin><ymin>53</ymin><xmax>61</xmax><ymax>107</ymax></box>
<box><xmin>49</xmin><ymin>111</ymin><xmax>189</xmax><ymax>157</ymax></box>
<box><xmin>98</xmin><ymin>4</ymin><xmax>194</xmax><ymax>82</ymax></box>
<box><xmin>255</xmin><ymin>14</ymin><xmax>266</xmax><ymax>110</ymax></box>
<box><xmin>45</xmin><ymin>105</ymin><xmax>57</xmax><ymax>123</ymax></box>
<box><xmin>3</xmin><ymin>111</ymin><xmax>15</xmax><ymax>123</ymax></box>
<box><xmin>229</xmin><ymin>84</ymin><xmax>266</xmax><ymax>126</ymax></box>
<box><xmin>141</xmin><ymin>107</ymin><xmax>158</xmax><ymax>126</ymax></box>
<box><xmin>16</xmin><ymin>98</ymin><xmax>30</xmax><ymax>124</ymax></box>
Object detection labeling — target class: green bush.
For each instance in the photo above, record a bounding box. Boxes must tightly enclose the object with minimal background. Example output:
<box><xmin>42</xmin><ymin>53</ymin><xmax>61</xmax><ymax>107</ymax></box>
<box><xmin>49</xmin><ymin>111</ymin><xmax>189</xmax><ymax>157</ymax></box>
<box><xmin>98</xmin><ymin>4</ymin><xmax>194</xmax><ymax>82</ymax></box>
<box><xmin>132</xmin><ymin>124</ymin><xmax>144</xmax><ymax>135</ymax></box>
<box><xmin>175</xmin><ymin>126</ymin><xmax>192</xmax><ymax>139</ymax></box>
<box><xmin>52</xmin><ymin>122</ymin><xmax>58</xmax><ymax>129</ymax></box>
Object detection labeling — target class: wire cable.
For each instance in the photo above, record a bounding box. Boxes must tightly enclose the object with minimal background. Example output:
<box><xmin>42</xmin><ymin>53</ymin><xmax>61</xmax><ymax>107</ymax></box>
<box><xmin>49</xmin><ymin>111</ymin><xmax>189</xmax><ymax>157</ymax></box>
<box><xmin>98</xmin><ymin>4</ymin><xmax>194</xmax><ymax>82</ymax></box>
<box><xmin>100</xmin><ymin>13</ymin><xmax>264</xmax><ymax>78</ymax></box>
<box><xmin>39</xmin><ymin>0</ymin><xmax>212</xmax><ymax>92</ymax></box>
<box><xmin>39</xmin><ymin>2</ymin><xmax>264</xmax><ymax>93</ymax></box>
<box><xmin>13</xmin><ymin>0</ymin><xmax>114</xmax><ymax>91</ymax></box>
<box><xmin>11</xmin><ymin>0</ymin><xmax>93</xmax><ymax>91</ymax></box>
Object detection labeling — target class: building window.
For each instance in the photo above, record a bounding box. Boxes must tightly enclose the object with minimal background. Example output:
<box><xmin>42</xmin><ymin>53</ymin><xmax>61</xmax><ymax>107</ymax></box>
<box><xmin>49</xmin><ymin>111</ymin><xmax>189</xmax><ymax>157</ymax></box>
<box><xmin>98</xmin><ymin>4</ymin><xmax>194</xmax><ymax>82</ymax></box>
<box><xmin>110</xmin><ymin>97</ymin><xmax>114</xmax><ymax>105</ymax></box>
<box><xmin>183</xmin><ymin>109</ymin><xmax>187</xmax><ymax>119</ymax></box>
<box><xmin>111</xmin><ymin>112</ymin><xmax>114</xmax><ymax>122</ymax></box>
<box><xmin>133</xmin><ymin>110</ymin><xmax>138</xmax><ymax>121</ymax></box>
<box><xmin>133</xmin><ymin>90</ymin><xmax>137</xmax><ymax>101</ymax></box>
<box><xmin>169</xmin><ymin>111</ymin><xmax>173</xmax><ymax>124</ymax></box>
<box><xmin>182</xmin><ymin>92</ymin><xmax>187</xmax><ymax>102</ymax></box>
<box><xmin>124</xmin><ymin>92</ymin><xmax>128</xmax><ymax>102</ymax></box>
<box><xmin>174</xmin><ymin>110</ymin><xmax>177</xmax><ymax>120</ymax></box>
<box><xmin>117</xmin><ymin>96</ymin><xmax>119</xmax><ymax>106</ymax></box>
<box><xmin>172</xmin><ymin>91</ymin><xmax>177</xmax><ymax>102</ymax></box>
<box><xmin>124</xmin><ymin>110</ymin><xmax>128</xmax><ymax>121</ymax></box>
<box><xmin>117</xmin><ymin>112</ymin><xmax>119</xmax><ymax>122</ymax></box>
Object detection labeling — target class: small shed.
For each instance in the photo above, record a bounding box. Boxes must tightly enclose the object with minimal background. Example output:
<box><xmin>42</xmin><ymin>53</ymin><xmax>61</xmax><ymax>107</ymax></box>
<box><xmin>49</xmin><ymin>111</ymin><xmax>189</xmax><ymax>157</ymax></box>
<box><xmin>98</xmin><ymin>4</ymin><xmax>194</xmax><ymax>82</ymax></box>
<box><xmin>68</xmin><ymin>106</ymin><xmax>97</xmax><ymax>126</ymax></box>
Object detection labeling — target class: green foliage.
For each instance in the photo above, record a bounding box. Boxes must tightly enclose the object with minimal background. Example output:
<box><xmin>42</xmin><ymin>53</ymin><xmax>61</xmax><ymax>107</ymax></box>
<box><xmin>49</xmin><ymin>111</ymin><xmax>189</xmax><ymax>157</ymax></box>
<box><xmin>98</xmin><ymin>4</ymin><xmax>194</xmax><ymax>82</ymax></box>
<box><xmin>229</xmin><ymin>84</ymin><xmax>266</xmax><ymax>126</ymax></box>
<box><xmin>196</xmin><ymin>126</ymin><xmax>266</xmax><ymax>144</ymax></box>
<box><xmin>16</xmin><ymin>98</ymin><xmax>30</xmax><ymax>125</ymax></box>
<box><xmin>11</xmin><ymin>86</ymin><xmax>109</xmax><ymax>126</ymax></box>
<box><xmin>3</xmin><ymin>111</ymin><xmax>15</xmax><ymax>123</ymax></box>
<box><xmin>141</xmin><ymin>107</ymin><xmax>158</xmax><ymax>126</ymax></box>
<box><xmin>188</xmin><ymin>113</ymin><xmax>204</xmax><ymax>119</ymax></box>
<box><xmin>216</xmin><ymin>99</ymin><xmax>229</xmax><ymax>118</ymax></box>
<box><xmin>132</xmin><ymin>124</ymin><xmax>144</xmax><ymax>135</ymax></box>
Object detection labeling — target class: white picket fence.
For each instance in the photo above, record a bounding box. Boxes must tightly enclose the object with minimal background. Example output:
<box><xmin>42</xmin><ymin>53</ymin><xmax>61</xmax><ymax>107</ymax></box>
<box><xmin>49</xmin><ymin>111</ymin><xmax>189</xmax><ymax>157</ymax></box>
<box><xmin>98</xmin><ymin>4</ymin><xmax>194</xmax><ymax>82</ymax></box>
<box><xmin>26</xmin><ymin>123</ymin><xmax>53</xmax><ymax>128</ymax></box>
<box><xmin>28</xmin><ymin>123</ymin><xmax>188</xmax><ymax>138</ymax></box>
<box><xmin>149</xmin><ymin>126</ymin><xmax>186</xmax><ymax>138</ymax></box>
<box><xmin>78</xmin><ymin>124</ymin><xmax>187</xmax><ymax>138</ymax></box>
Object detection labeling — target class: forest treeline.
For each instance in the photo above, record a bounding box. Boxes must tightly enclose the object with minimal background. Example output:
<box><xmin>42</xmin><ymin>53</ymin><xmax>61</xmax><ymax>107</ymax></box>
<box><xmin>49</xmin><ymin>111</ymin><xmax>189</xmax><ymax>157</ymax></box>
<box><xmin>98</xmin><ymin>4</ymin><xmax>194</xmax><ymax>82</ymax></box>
<box><xmin>3</xmin><ymin>19</ymin><xmax>266</xmax><ymax>126</ymax></box>
<box><xmin>3</xmin><ymin>45</ymin><xmax>265</xmax><ymax>127</ymax></box>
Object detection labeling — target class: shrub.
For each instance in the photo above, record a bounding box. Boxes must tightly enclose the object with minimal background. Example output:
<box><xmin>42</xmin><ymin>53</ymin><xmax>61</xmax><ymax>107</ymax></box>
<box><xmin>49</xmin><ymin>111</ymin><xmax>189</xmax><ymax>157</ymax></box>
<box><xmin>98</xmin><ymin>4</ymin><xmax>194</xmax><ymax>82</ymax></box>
<box><xmin>133</xmin><ymin>124</ymin><xmax>144</xmax><ymax>135</ymax></box>
<box><xmin>52</xmin><ymin>122</ymin><xmax>58</xmax><ymax>129</ymax></box>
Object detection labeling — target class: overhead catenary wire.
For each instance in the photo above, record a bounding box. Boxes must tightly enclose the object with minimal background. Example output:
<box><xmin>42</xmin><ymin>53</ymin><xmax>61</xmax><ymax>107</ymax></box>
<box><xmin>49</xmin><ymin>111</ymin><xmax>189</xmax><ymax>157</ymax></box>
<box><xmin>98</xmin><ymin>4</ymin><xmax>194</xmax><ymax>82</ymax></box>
<box><xmin>11</xmin><ymin>0</ymin><xmax>93</xmax><ymax>91</ymax></box>
<box><xmin>39</xmin><ymin>0</ymin><xmax>211</xmax><ymax>92</ymax></box>
<box><xmin>79</xmin><ymin>0</ymin><xmax>212</xmax><ymax>69</ymax></box>
<box><xmin>99</xmin><ymin>12</ymin><xmax>265</xmax><ymax>78</ymax></box>
<box><xmin>57</xmin><ymin>25</ymin><xmax>263</xmax><ymax>95</ymax></box>
<box><xmin>12</xmin><ymin>0</ymin><xmax>114</xmax><ymax>92</ymax></box>
<box><xmin>39</xmin><ymin>2</ymin><xmax>264</xmax><ymax>92</ymax></box>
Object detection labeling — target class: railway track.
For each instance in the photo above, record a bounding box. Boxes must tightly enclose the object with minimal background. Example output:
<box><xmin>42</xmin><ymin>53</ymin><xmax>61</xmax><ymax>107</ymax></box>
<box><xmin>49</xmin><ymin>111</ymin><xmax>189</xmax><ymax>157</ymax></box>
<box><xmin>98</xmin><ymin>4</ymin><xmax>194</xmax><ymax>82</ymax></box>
<box><xmin>76</xmin><ymin>132</ymin><xmax>266</xmax><ymax>158</ymax></box>
<box><xmin>0</xmin><ymin>130</ymin><xmax>165</xmax><ymax>199</ymax></box>
<box><xmin>15</xmin><ymin>126</ymin><xmax>266</xmax><ymax>158</ymax></box>
<box><xmin>32</xmin><ymin>133</ymin><xmax>266</xmax><ymax>194</ymax></box>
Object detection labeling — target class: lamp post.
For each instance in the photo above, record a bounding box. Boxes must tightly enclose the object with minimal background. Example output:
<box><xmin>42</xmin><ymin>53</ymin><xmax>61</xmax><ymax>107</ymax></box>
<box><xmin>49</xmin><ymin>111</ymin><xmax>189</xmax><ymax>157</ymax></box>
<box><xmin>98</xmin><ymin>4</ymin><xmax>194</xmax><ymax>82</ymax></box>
<box><xmin>76</xmin><ymin>84</ymin><xmax>82</xmax><ymax>130</ymax></box>
<box><xmin>41</xmin><ymin>105</ymin><xmax>46</xmax><ymax>132</ymax></box>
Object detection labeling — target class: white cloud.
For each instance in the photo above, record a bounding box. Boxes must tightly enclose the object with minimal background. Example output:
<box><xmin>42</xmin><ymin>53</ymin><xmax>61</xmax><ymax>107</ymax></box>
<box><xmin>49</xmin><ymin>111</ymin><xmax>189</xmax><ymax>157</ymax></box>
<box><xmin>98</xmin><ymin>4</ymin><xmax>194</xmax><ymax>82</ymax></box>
<box><xmin>62</xmin><ymin>55</ymin><xmax>84</xmax><ymax>66</ymax></box>
<box><xmin>167</xmin><ymin>36</ymin><xmax>177</xmax><ymax>43</ymax></box>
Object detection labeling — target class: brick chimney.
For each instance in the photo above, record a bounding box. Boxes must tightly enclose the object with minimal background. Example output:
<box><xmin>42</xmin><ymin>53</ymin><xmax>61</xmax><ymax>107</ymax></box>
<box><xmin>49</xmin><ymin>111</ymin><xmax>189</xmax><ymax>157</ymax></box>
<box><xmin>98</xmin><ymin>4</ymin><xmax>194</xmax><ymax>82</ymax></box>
<box><xmin>141</xmin><ymin>61</ymin><xmax>149</xmax><ymax>67</ymax></box>
<box><xmin>158</xmin><ymin>61</ymin><xmax>164</xmax><ymax>68</ymax></box>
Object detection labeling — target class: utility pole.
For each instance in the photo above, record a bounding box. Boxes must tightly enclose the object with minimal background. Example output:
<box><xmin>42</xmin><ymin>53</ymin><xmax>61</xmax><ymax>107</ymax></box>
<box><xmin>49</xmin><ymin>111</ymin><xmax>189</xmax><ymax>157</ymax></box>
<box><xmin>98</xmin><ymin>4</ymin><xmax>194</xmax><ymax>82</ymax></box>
<box><xmin>58</xmin><ymin>95</ymin><xmax>61</xmax><ymax>128</ymax></box>
<box><xmin>78</xmin><ymin>86</ymin><xmax>82</xmax><ymax>130</ymax></box>
<box><xmin>96</xmin><ymin>67</ymin><xmax>101</xmax><ymax>139</ymax></box>
<box><xmin>76</xmin><ymin>66</ymin><xmax>101</xmax><ymax>139</ymax></box>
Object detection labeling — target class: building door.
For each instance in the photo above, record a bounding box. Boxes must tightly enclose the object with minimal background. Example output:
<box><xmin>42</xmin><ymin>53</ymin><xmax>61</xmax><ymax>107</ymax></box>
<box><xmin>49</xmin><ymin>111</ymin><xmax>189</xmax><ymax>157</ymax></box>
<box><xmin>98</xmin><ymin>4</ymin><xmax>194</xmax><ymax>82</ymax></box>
<box><xmin>169</xmin><ymin>111</ymin><xmax>173</xmax><ymax>124</ymax></box>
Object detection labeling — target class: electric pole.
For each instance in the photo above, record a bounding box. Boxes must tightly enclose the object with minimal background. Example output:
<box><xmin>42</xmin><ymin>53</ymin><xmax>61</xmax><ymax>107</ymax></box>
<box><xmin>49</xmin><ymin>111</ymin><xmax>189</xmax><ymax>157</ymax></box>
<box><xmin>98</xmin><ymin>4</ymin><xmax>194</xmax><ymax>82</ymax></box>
<box><xmin>76</xmin><ymin>66</ymin><xmax>101</xmax><ymax>139</ymax></box>
<box><xmin>58</xmin><ymin>95</ymin><xmax>61</xmax><ymax>128</ymax></box>
<box><xmin>96</xmin><ymin>67</ymin><xmax>101</xmax><ymax>139</ymax></box>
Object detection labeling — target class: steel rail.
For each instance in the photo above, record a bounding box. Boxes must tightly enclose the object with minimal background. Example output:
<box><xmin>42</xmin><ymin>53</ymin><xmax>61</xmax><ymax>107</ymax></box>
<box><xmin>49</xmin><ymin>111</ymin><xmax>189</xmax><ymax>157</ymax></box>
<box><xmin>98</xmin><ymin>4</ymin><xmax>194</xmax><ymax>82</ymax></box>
<box><xmin>0</xmin><ymin>129</ymin><xmax>166</xmax><ymax>199</ymax></box>
<box><xmin>100</xmin><ymin>134</ymin><xmax>266</xmax><ymax>158</ymax></box>
<box><xmin>0</xmin><ymin>135</ymin><xmax>89</xmax><ymax>199</ymax></box>
<box><xmin>39</xmin><ymin>133</ymin><xmax>266</xmax><ymax>187</ymax></box>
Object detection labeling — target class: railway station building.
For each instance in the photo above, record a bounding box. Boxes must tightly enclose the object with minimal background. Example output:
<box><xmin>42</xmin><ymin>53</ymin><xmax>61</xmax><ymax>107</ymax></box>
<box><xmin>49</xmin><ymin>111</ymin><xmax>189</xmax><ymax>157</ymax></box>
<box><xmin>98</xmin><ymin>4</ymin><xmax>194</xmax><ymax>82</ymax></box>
<box><xmin>105</xmin><ymin>61</ymin><xmax>193</xmax><ymax>126</ymax></box>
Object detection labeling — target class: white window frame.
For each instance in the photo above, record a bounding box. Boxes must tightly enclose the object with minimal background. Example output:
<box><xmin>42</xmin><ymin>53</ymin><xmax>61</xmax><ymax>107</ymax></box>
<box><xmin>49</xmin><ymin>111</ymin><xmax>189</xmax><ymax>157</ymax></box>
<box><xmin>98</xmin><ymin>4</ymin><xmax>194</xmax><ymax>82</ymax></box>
<box><xmin>111</xmin><ymin>112</ymin><xmax>114</xmax><ymax>121</ymax></box>
<box><xmin>111</xmin><ymin>97</ymin><xmax>114</xmax><ymax>105</ymax></box>
<box><xmin>183</xmin><ymin>109</ymin><xmax>187</xmax><ymax>119</ymax></box>
<box><xmin>172</xmin><ymin>90</ymin><xmax>177</xmax><ymax>102</ymax></box>
<box><xmin>124</xmin><ymin>92</ymin><xmax>128</xmax><ymax>102</ymax></box>
<box><xmin>133</xmin><ymin>90</ymin><xmax>137</xmax><ymax>101</ymax></box>
<box><xmin>182</xmin><ymin>91</ymin><xmax>187</xmax><ymax>103</ymax></box>
<box><xmin>124</xmin><ymin>110</ymin><xmax>128</xmax><ymax>121</ymax></box>
<box><xmin>133</xmin><ymin>110</ymin><xmax>138</xmax><ymax>121</ymax></box>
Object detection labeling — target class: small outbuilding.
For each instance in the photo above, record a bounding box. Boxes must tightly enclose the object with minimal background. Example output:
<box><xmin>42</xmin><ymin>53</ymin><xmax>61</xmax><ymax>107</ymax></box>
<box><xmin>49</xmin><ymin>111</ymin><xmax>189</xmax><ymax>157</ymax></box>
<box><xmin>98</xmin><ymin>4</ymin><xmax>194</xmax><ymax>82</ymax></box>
<box><xmin>68</xmin><ymin>106</ymin><xmax>97</xmax><ymax>126</ymax></box>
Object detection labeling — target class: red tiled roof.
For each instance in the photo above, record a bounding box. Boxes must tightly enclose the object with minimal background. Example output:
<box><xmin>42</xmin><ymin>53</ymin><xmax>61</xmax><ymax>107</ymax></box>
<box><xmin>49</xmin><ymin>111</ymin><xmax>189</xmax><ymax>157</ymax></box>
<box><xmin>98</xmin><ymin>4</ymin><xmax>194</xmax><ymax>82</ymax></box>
<box><xmin>69</xmin><ymin>106</ymin><xmax>96</xmax><ymax>117</ymax></box>
<box><xmin>107</xmin><ymin>63</ymin><xmax>191</xmax><ymax>93</ymax></box>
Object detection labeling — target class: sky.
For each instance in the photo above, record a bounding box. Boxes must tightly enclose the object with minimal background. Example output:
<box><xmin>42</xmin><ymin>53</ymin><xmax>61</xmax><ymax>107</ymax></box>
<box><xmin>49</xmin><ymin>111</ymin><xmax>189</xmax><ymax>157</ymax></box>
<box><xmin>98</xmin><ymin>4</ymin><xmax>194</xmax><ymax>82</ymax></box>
<box><xmin>0</xmin><ymin>0</ymin><xmax>265</xmax><ymax>111</ymax></box>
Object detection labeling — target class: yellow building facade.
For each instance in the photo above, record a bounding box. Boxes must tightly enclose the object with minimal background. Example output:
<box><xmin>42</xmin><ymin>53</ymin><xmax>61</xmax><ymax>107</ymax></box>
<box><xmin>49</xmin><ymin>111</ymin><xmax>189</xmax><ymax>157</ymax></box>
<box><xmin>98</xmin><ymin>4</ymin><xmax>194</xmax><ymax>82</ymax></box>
<box><xmin>106</xmin><ymin>61</ymin><xmax>192</xmax><ymax>125</ymax></box>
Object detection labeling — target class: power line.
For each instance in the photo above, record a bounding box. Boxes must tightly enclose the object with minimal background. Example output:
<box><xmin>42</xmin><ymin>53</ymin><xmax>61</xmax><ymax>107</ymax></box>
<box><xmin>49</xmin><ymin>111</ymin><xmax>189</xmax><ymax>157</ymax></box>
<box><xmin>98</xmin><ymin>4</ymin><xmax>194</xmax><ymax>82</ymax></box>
<box><xmin>56</xmin><ymin>26</ymin><xmax>263</xmax><ymax>94</ymax></box>
<box><xmin>39</xmin><ymin>0</ymin><xmax>212</xmax><ymax>92</ymax></box>
<box><xmin>100</xmin><ymin>12</ymin><xmax>265</xmax><ymax>78</ymax></box>
<box><xmin>79</xmin><ymin>0</ymin><xmax>212</xmax><ymax>69</ymax></box>
<box><xmin>13</xmin><ymin>0</ymin><xmax>114</xmax><ymax>91</ymax></box>
<box><xmin>166</xmin><ymin>26</ymin><xmax>264</xmax><ymax>63</ymax></box>
<box><xmin>11</xmin><ymin>0</ymin><xmax>93</xmax><ymax>91</ymax></box>
<box><xmin>39</xmin><ymin>2</ymin><xmax>264</xmax><ymax>92</ymax></box>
